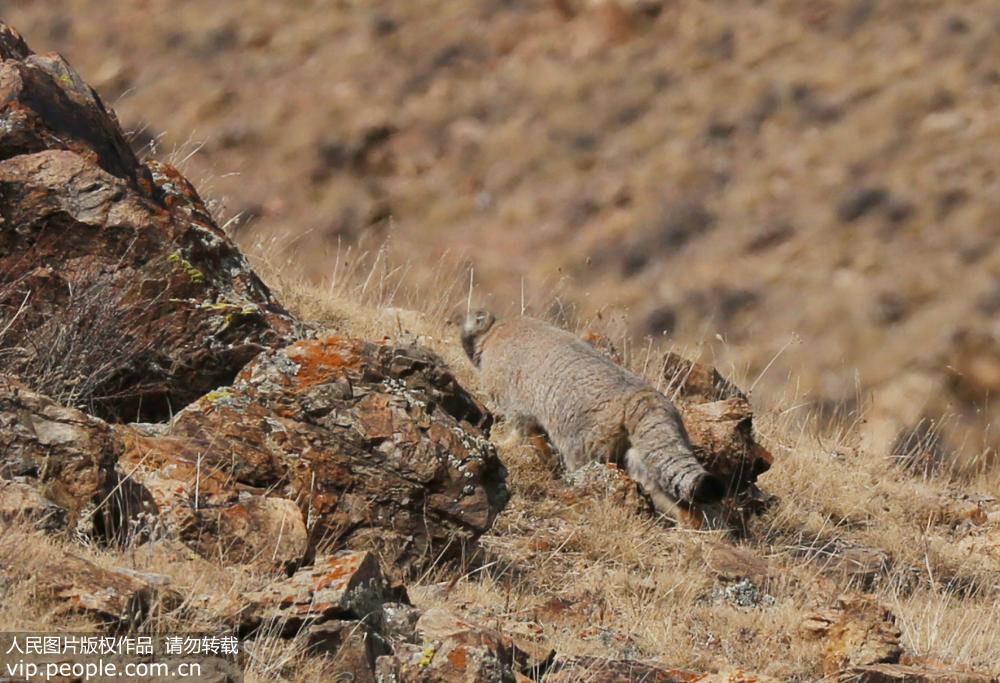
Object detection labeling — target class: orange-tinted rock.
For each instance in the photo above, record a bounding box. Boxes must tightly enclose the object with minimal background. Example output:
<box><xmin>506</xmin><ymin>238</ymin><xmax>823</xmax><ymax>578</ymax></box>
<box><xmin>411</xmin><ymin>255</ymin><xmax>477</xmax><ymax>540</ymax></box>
<box><xmin>236</xmin><ymin>550</ymin><xmax>390</xmax><ymax>634</ymax></box>
<box><xmin>378</xmin><ymin>607</ymin><xmax>543</xmax><ymax>682</ymax></box>
<box><xmin>0</xmin><ymin>27</ymin><xmax>295</xmax><ymax>421</ymax></box>
<box><xmin>802</xmin><ymin>594</ymin><xmax>903</xmax><ymax>674</ymax></box>
<box><xmin>545</xmin><ymin>656</ymin><xmax>703</xmax><ymax>683</ymax></box>
<box><xmin>306</xmin><ymin>618</ymin><xmax>389</xmax><ymax>683</ymax></box>
<box><xmin>114</xmin><ymin>427</ymin><xmax>308</xmax><ymax>569</ymax></box>
<box><xmin>659</xmin><ymin>353</ymin><xmax>774</xmax><ymax>516</ymax></box>
<box><xmin>160</xmin><ymin>334</ymin><xmax>507</xmax><ymax>578</ymax></box>
<box><xmin>33</xmin><ymin>552</ymin><xmax>179</xmax><ymax>627</ymax></box>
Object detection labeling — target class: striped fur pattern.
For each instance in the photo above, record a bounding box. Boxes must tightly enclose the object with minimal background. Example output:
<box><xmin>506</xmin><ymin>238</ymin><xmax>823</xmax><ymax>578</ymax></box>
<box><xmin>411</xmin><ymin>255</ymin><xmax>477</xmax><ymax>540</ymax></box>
<box><xmin>461</xmin><ymin>311</ymin><xmax>724</xmax><ymax>507</ymax></box>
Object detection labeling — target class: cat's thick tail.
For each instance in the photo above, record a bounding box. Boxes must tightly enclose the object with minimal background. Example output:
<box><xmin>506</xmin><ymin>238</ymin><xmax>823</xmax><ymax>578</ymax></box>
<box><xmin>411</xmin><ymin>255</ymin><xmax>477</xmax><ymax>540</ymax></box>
<box><xmin>623</xmin><ymin>391</ymin><xmax>725</xmax><ymax>506</ymax></box>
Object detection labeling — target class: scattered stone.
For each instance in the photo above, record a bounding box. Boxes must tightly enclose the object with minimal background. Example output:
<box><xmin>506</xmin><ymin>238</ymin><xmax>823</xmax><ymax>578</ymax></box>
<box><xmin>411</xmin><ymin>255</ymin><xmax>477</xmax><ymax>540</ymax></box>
<box><xmin>802</xmin><ymin>594</ymin><xmax>903</xmax><ymax>674</ymax></box>
<box><xmin>567</xmin><ymin>462</ymin><xmax>651</xmax><ymax>514</ymax></box>
<box><xmin>32</xmin><ymin>552</ymin><xmax>179</xmax><ymax>626</ymax></box>
<box><xmin>544</xmin><ymin>656</ymin><xmax>701</xmax><ymax>682</ymax></box>
<box><xmin>846</xmin><ymin>663</ymin><xmax>999</xmax><ymax>682</ymax></box>
<box><xmin>380</xmin><ymin>602</ymin><xmax>423</xmax><ymax>644</ymax></box>
<box><xmin>378</xmin><ymin>607</ymin><xmax>544</xmax><ymax>682</ymax></box>
<box><xmin>236</xmin><ymin>550</ymin><xmax>391</xmax><ymax>635</ymax></box>
<box><xmin>713</xmin><ymin>577</ymin><xmax>775</xmax><ymax>609</ymax></box>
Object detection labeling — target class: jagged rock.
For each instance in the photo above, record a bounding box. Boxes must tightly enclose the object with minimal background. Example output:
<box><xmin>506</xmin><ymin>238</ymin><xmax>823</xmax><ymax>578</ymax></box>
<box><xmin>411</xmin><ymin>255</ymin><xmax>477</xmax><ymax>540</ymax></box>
<box><xmin>0</xmin><ymin>25</ymin><xmax>295</xmax><ymax>421</ymax></box>
<box><xmin>380</xmin><ymin>602</ymin><xmax>423</xmax><ymax>644</ymax></box>
<box><xmin>660</xmin><ymin>352</ymin><xmax>773</xmax><ymax>499</ymax></box>
<box><xmin>31</xmin><ymin>552</ymin><xmax>179</xmax><ymax>626</ymax></box>
<box><xmin>160</xmin><ymin>334</ymin><xmax>507</xmax><ymax>578</ymax></box>
<box><xmin>802</xmin><ymin>594</ymin><xmax>903</xmax><ymax>674</ymax></box>
<box><xmin>0</xmin><ymin>375</ymin><xmax>119</xmax><ymax>530</ymax></box>
<box><xmin>235</xmin><ymin>550</ymin><xmax>391</xmax><ymax>635</ymax></box>
<box><xmin>0</xmin><ymin>478</ymin><xmax>68</xmax><ymax>531</ymax></box>
<box><xmin>845</xmin><ymin>663</ymin><xmax>999</xmax><ymax>682</ymax></box>
<box><xmin>376</xmin><ymin>607</ymin><xmax>541</xmax><ymax>682</ymax></box>
<box><xmin>1</xmin><ymin>27</ymin><xmax>506</xmax><ymax>577</ymax></box>
<box><xmin>543</xmin><ymin>656</ymin><xmax>702</xmax><ymax>682</ymax></box>
<box><xmin>115</xmin><ymin>428</ymin><xmax>309</xmax><ymax>568</ymax></box>
<box><xmin>681</xmin><ymin>398</ymin><xmax>772</xmax><ymax>494</ymax></box>
<box><xmin>0</xmin><ymin>24</ymin><xmax>142</xmax><ymax>183</ymax></box>
<box><xmin>567</xmin><ymin>462</ymin><xmax>651</xmax><ymax>514</ymax></box>
<box><xmin>306</xmin><ymin>618</ymin><xmax>390</xmax><ymax>683</ymax></box>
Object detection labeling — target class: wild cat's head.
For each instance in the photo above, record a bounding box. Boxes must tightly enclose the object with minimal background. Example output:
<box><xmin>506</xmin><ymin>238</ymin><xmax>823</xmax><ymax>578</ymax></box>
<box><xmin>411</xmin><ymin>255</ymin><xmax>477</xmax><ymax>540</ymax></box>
<box><xmin>461</xmin><ymin>309</ymin><xmax>497</xmax><ymax>367</ymax></box>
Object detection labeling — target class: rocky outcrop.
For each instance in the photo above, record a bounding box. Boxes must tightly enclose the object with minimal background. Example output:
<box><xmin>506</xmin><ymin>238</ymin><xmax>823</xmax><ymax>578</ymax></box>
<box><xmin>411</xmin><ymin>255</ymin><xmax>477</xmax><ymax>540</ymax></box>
<box><xmin>0</xmin><ymin>24</ymin><xmax>296</xmax><ymax>421</ymax></box>
<box><xmin>235</xmin><ymin>550</ymin><xmax>391</xmax><ymax>634</ymax></box>
<box><xmin>0</xmin><ymin>23</ymin><xmax>507</xmax><ymax>580</ymax></box>
<box><xmin>23</xmin><ymin>332</ymin><xmax>508</xmax><ymax>575</ymax></box>
<box><xmin>151</xmin><ymin>334</ymin><xmax>507</xmax><ymax>577</ymax></box>
<box><xmin>0</xmin><ymin>375</ymin><xmax>119</xmax><ymax>530</ymax></box>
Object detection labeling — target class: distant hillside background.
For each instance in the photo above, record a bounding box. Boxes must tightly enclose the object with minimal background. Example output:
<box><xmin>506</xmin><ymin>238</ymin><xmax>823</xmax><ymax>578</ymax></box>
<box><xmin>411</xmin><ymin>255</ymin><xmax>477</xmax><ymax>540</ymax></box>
<box><xmin>7</xmin><ymin>0</ymin><xmax>997</xmax><ymax>472</ymax></box>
